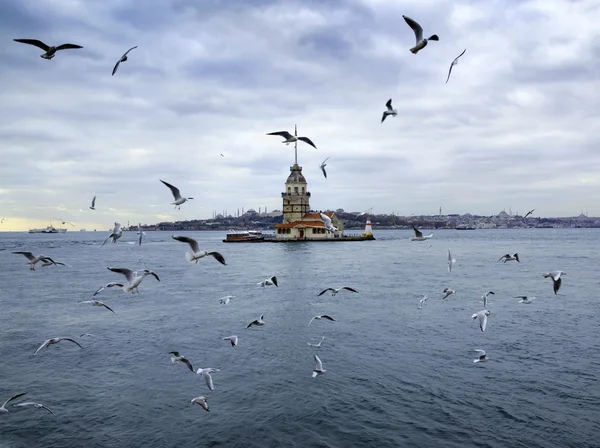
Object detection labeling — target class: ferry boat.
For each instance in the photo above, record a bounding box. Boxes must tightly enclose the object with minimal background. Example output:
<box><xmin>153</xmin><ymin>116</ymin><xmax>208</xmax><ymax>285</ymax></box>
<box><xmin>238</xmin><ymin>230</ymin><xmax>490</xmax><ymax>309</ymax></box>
<box><xmin>223</xmin><ymin>229</ymin><xmax>266</xmax><ymax>243</ymax></box>
<box><xmin>29</xmin><ymin>225</ymin><xmax>67</xmax><ymax>234</ymax></box>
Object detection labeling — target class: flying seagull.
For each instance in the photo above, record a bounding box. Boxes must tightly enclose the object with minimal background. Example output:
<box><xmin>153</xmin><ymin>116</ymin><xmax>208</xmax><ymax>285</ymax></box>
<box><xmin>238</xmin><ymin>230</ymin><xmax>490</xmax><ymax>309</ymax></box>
<box><xmin>59</xmin><ymin>220</ymin><xmax>75</xmax><ymax>228</ymax></box>
<box><xmin>543</xmin><ymin>271</ymin><xmax>566</xmax><ymax>295</ymax></box>
<box><xmin>481</xmin><ymin>291</ymin><xmax>495</xmax><ymax>308</ymax></box>
<box><xmin>448</xmin><ymin>250</ymin><xmax>456</xmax><ymax>273</ymax></box>
<box><xmin>33</xmin><ymin>337</ymin><xmax>83</xmax><ymax>355</ymax></box>
<box><xmin>381</xmin><ymin>99</ymin><xmax>397</xmax><ymax>123</ymax></box>
<box><xmin>93</xmin><ymin>282</ymin><xmax>124</xmax><ymax>296</ymax></box>
<box><xmin>0</xmin><ymin>393</ymin><xmax>27</xmax><ymax>415</ymax></box>
<box><xmin>442</xmin><ymin>288</ymin><xmax>455</xmax><ymax>300</ymax></box>
<box><xmin>266</xmin><ymin>131</ymin><xmax>317</xmax><ymax>149</ymax></box>
<box><xmin>79</xmin><ymin>300</ymin><xmax>116</xmax><ymax>314</ymax></box>
<box><xmin>320</xmin><ymin>212</ymin><xmax>337</xmax><ymax>232</ymax></box>
<box><xmin>104</xmin><ymin>267</ymin><xmax>160</xmax><ymax>294</ymax></box>
<box><xmin>137</xmin><ymin>223</ymin><xmax>145</xmax><ymax>246</ymax></box>
<box><xmin>472</xmin><ymin>310</ymin><xmax>491</xmax><ymax>332</ymax></box>
<box><xmin>160</xmin><ymin>180</ymin><xmax>193</xmax><ymax>210</ymax></box>
<box><xmin>171</xmin><ymin>235</ymin><xmax>227</xmax><ymax>265</ymax></box>
<box><xmin>12</xmin><ymin>402</ymin><xmax>55</xmax><ymax>415</ymax></box>
<box><xmin>308</xmin><ymin>315</ymin><xmax>336</xmax><ymax>326</ymax></box>
<box><xmin>499</xmin><ymin>253</ymin><xmax>520</xmax><ymax>263</ymax></box>
<box><xmin>320</xmin><ymin>157</ymin><xmax>331</xmax><ymax>179</ymax></box>
<box><xmin>196</xmin><ymin>368</ymin><xmax>220</xmax><ymax>391</ymax></box>
<box><xmin>246</xmin><ymin>314</ymin><xmax>265</xmax><ymax>329</ymax></box>
<box><xmin>13</xmin><ymin>39</ymin><xmax>83</xmax><ymax>59</ymax></box>
<box><xmin>169</xmin><ymin>352</ymin><xmax>194</xmax><ymax>372</ymax></box>
<box><xmin>258</xmin><ymin>276</ymin><xmax>278</xmax><ymax>287</ymax></box>
<box><xmin>223</xmin><ymin>335</ymin><xmax>238</xmax><ymax>347</ymax></box>
<box><xmin>524</xmin><ymin>209</ymin><xmax>535</xmax><ymax>218</ymax></box>
<box><xmin>190</xmin><ymin>396</ymin><xmax>209</xmax><ymax>412</ymax></box>
<box><xmin>410</xmin><ymin>225</ymin><xmax>433</xmax><ymax>241</ymax></box>
<box><xmin>307</xmin><ymin>335</ymin><xmax>325</xmax><ymax>348</ymax></box>
<box><xmin>402</xmin><ymin>16</ymin><xmax>439</xmax><ymax>54</ymax></box>
<box><xmin>101</xmin><ymin>222</ymin><xmax>122</xmax><ymax>247</ymax></box>
<box><xmin>89</xmin><ymin>196</ymin><xmax>96</xmax><ymax>210</ymax></box>
<box><xmin>312</xmin><ymin>354</ymin><xmax>327</xmax><ymax>378</ymax></box>
<box><xmin>318</xmin><ymin>287</ymin><xmax>357</xmax><ymax>296</ymax></box>
<box><xmin>112</xmin><ymin>46</ymin><xmax>137</xmax><ymax>76</ymax></box>
<box><xmin>12</xmin><ymin>252</ymin><xmax>57</xmax><ymax>271</ymax></box>
<box><xmin>473</xmin><ymin>349</ymin><xmax>488</xmax><ymax>364</ymax></box>
<box><xmin>219</xmin><ymin>295</ymin><xmax>236</xmax><ymax>305</ymax></box>
<box><xmin>418</xmin><ymin>294</ymin><xmax>428</xmax><ymax>309</ymax></box>
<box><xmin>445</xmin><ymin>49</ymin><xmax>466</xmax><ymax>83</ymax></box>
<box><xmin>516</xmin><ymin>296</ymin><xmax>534</xmax><ymax>304</ymax></box>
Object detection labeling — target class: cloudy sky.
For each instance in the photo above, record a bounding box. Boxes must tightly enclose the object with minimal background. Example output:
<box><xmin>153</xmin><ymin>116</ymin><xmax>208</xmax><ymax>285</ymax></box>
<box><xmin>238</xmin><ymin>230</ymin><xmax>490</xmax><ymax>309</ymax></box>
<box><xmin>1</xmin><ymin>0</ymin><xmax>599</xmax><ymax>231</ymax></box>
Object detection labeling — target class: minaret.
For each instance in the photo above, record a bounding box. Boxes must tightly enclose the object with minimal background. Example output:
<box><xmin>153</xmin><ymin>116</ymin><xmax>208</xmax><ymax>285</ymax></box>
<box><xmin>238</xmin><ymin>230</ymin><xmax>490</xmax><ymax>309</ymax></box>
<box><xmin>281</xmin><ymin>125</ymin><xmax>310</xmax><ymax>224</ymax></box>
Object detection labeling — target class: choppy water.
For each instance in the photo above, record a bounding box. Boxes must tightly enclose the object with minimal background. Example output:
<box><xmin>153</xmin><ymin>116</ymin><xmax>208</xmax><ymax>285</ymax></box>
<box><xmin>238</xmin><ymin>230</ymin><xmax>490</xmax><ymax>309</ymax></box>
<box><xmin>0</xmin><ymin>229</ymin><xmax>599</xmax><ymax>448</ymax></box>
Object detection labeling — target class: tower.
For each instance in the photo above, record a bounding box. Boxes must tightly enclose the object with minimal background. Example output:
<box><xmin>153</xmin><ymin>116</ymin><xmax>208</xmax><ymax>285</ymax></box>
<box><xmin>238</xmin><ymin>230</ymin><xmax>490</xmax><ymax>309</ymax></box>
<box><xmin>281</xmin><ymin>125</ymin><xmax>311</xmax><ymax>224</ymax></box>
<box><xmin>363</xmin><ymin>218</ymin><xmax>373</xmax><ymax>236</ymax></box>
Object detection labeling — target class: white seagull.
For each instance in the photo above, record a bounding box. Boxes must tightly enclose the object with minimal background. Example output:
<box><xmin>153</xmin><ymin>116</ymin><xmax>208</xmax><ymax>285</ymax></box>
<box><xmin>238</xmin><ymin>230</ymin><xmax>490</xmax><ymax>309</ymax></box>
<box><xmin>246</xmin><ymin>314</ymin><xmax>265</xmax><ymax>329</ymax></box>
<box><xmin>266</xmin><ymin>130</ymin><xmax>317</xmax><ymax>149</ymax></box>
<box><xmin>223</xmin><ymin>335</ymin><xmax>238</xmax><ymax>347</ymax></box>
<box><xmin>101</xmin><ymin>222</ymin><xmax>122</xmax><ymax>247</ymax></box>
<box><xmin>169</xmin><ymin>352</ymin><xmax>194</xmax><ymax>372</ymax></box>
<box><xmin>402</xmin><ymin>15</ymin><xmax>439</xmax><ymax>54</ymax></box>
<box><xmin>89</xmin><ymin>195</ymin><xmax>96</xmax><ymax>210</ymax></box>
<box><xmin>307</xmin><ymin>335</ymin><xmax>325</xmax><ymax>348</ymax></box>
<box><xmin>160</xmin><ymin>180</ymin><xmax>194</xmax><ymax>210</ymax></box>
<box><xmin>410</xmin><ymin>226</ymin><xmax>433</xmax><ymax>241</ymax></box>
<box><xmin>446</xmin><ymin>49</ymin><xmax>466</xmax><ymax>84</ymax></box>
<box><xmin>442</xmin><ymin>288</ymin><xmax>455</xmax><ymax>299</ymax></box>
<box><xmin>190</xmin><ymin>396</ymin><xmax>209</xmax><ymax>412</ymax></box>
<box><xmin>312</xmin><ymin>354</ymin><xmax>327</xmax><ymax>378</ymax></box>
<box><xmin>137</xmin><ymin>223</ymin><xmax>145</xmax><ymax>246</ymax></box>
<box><xmin>13</xmin><ymin>39</ymin><xmax>83</xmax><ymax>59</ymax></box>
<box><xmin>543</xmin><ymin>271</ymin><xmax>566</xmax><ymax>295</ymax></box>
<box><xmin>34</xmin><ymin>337</ymin><xmax>83</xmax><ymax>355</ymax></box>
<box><xmin>516</xmin><ymin>296</ymin><xmax>535</xmax><ymax>304</ymax></box>
<box><xmin>12</xmin><ymin>252</ymin><xmax>57</xmax><ymax>271</ymax></box>
<box><xmin>320</xmin><ymin>157</ymin><xmax>331</xmax><ymax>179</ymax></box>
<box><xmin>317</xmin><ymin>286</ymin><xmax>357</xmax><ymax>296</ymax></box>
<box><xmin>418</xmin><ymin>294</ymin><xmax>428</xmax><ymax>309</ymax></box>
<box><xmin>171</xmin><ymin>235</ymin><xmax>227</xmax><ymax>265</ymax></box>
<box><xmin>308</xmin><ymin>315</ymin><xmax>336</xmax><ymax>326</ymax></box>
<box><xmin>219</xmin><ymin>295</ymin><xmax>236</xmax><ymax>305</ymax></box>
<box><xmin>13</xmin><ymin>402</ymin><xmax>55</xmax><ymax>415</ymax></box>
<box><xmin>499</xmin><ymin>253</ymin><xmax>520</xmax><ymax>263</ymax></box>
<box><xmin>0</xmin><ymin>393</ymin><xmax>27</xmax><ymax>415</ymax></box>
<box><xmin>448</xmin><ymin>250</ymin><xmax>456</xmax><ymax>273</ymax></box>
<box><xmin>196</xmin><ymin>367</ymin><xmax>220</xmax><ymax>391</ymax></box>
<box><xmin>112</xmin><ymin>45</ymin><xmax>137</xmax><ymax>76</ymax></box>
<box><xmin>481</xmin><ymin>291</ymin><xmax>495</xmax><ymax>308</ymax></box>
<box><xmin>472</xmin><ymin>310</ymin><xmax>491</xmax><ymax>332</ymax></box>
<box><xmin>101</xmin><ymin>267</ymin><xmax>160</xmax><ymax>294</ymax></box>
<box><xmin>320</xmin><ymin>212</ymin><xmax>337</xmax><ymax>232</ymax></box>
<box><xmin>79</xmin><ymin>300</ymin><xmax>116</xmax><ymax>314</ymax></box>
<box><xmin>258</xmin><ymin>276</ymin><xmax>278</xmax><ymax>287</ymax></box>
<box><xmin>381</xmin><ymin>99</ymin><xmax>397</xmax><ymax>123</ymax></box>
<box><xmin>473</xmin><ymin>349</ymin><xmax>488</xmax><ymax>364</ymax></box>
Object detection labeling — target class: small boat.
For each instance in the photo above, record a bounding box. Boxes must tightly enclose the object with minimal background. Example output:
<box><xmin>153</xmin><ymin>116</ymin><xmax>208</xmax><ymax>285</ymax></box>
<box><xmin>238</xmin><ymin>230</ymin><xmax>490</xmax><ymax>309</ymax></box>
<box><xmin>223</xmin><ymin>229</ymin><xmax>265</xmax><ymax>243</ymax></box>
<box><xmin>455</xmin><ymin>224</ymin><xmax>476</xmax><ymax>230</ymax></box>
<box><xmin>29</xmin><ymin>225</ymin><xmax>67</xmax><ymax>234</ymax></box>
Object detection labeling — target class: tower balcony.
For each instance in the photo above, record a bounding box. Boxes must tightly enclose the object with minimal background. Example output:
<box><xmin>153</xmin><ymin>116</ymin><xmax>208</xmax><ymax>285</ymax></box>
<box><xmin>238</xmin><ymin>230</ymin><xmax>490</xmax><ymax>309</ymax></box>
<box><xmin>282</xmin><ymin>192</ymin><xmax>311</xmax><ymax>198</ymax></box>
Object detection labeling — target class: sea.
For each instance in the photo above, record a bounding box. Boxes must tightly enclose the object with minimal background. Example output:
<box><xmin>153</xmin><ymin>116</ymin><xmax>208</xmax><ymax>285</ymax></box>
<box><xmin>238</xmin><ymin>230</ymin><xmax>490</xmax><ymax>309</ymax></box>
<box><xmin>0</xmin><ymin>229</ymin><xmax>598</xmax><ymax>448</ymax></box>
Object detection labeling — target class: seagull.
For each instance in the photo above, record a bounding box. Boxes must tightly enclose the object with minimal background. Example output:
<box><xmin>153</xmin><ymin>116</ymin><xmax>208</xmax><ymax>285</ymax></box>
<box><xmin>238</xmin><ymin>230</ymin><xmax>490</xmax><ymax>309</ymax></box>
<box><xmin>320</xmin><ymin>157</ymin><xmax>331</xmax><ymax>179</ymax></box>
<box><xmin>473</xmin><ymin>349</ymin><xmax>488</xmax><ymax>364</ymax></box>
<box><xmin>79</xmin><ymin>300</ymin><xmax>116</xmax><ymax>314</ymax></box>
<box><xmin>223</xmin><ymin>335</ymin><xmax>238</xmax><ymax>347</ymax></box>
<box><xmin>308</xmin><ymin>315</ymin><xmax>336</xmax><ymax>326</ymax></box>
<box><xmin>112</xmin><ymin>46</ymin><xmax>137</xmax><ymax>76</ymax></box>
<box><xmin>89</xmin><ymin>196</ymin><xmax>96</xmax><ymax>210</ymax></box>
<box><xmin>101</xmin><ymin>222</ymin><xmax>122</xmax><ymax>247</ymax></box>
<box><xmin>246</xmin><ymin>314</ymin><xmax>265</xmax><ymax>329</ymax></box>
<box><xmin>442</xmin><ymin>288</ymin><xmax>455</xmax><ymax>299</ymax></box>
<box><xmin>137</xmin><ymin>223</ymin><xmax>145</xmax><ymax>246</ymax></box>
<box><xmin>481</xmin><ymin>291</ymin><xmax>495</xmax><ymax>308</ymax></box>
<box><xmin>356</xmin><ymin>207</ymin><xmax>374</xmax><ymax>217</ymax></box>
<box><xmin>13</xmin><ymin>39</ymin><xmax>83</xmax><ymax>59</ymax></box>
<box><xmin>312</xmin><ymin>354</ymin><xmax>327</xmax><ymax>378</ymax></box>
<box><xmin>93</xmin><ymin>282</ymin><xmax>124</xmax><ymax>296</ymax></box>
<box><xmin>41</xmin><ymin>260</ymin><xmax>67</xmax><ymax>267</ymax></box>
<box><xmin>258</xmin><ymin>276</ymin><xmax>278</xmax><ymax>287</ymax></box>
<box><xmin>80</xmin><ymin>333</ymin><xmax>96</xmax><ymax>338</ymax></box>
<box><xmin>196</xmin><ymin>368</ymin><xmax>220</xmax><ymax>391</ymax></box>
<box><xmin>426</xmin><ymin>244</ymin><xmax>432</xmax><ymax>249</ymax></box>
<box><xmin>190</xmin><ymin>396</ymin><xmax>209</xmax><ymax>412</ymax></box>
<box><xmin>445</xmin><ymin>49</ymin><xmax>466</xmax><ymax>84</ymax></box>
<box><xmin>171</xmin><ymin>235</ymin><xmax>227</xmax><ymax>265</ymax></box>
<box><xmin>220</xmin><ymin>153</ymin><xmax>224</xmax><ymax>157</ymax></box>
<box><xmin>12</xmin><ymin>252</ymin><xmax>57</xmax><ymax>271</ymax></box>
<box><xmin>266</xmin><ymin>131</ymin><xmax>317</xmax><ymax>149</ymax></box>
<box><xmin>317</xmin><ymin>287</ymin><xmax>357</xmax><ymax>296</ymax></box>
<box><xmin>0</xmin><ymin>218</ymin><xmax>4</xmax><ymax>224</ymax></box>
<box><xmin>105</xmin><ymin>267</ymin><xmax>160</xmax><ymax>294</ymax></box>
<box><xmin>160</xmin><ymin>180</ymin><xmax>194</xmax><ymax>210</ymax></box>
<box><xmin>0</xmin><ymin>393</ymin><xmax>27</xmax><ymax>415</ymax></box>
<box><xmin>59</xmin><ymin>220</ymin><xmax>75</xmax><ymax>228</ymax></box>
<box><xmin>219</xmin><ymin>295</ymin><xmax>236</xmax><ymax>305</ymax></box>
<box><xmin>472</xmin><ymin>310</ymin><xmax>491</xmax><ymax>332</ymax></box>
<box><xmin>516</xmin><ymin>296</ymin><xmax>535</xmax><ymax>304</ymax></box>
<box><xmin>33</xmin><ymin>337</ymin><xmax>83</xmax><ymax>355</ymax></box>
<box><xmin>320</xmin><ymin>212</ymin><xmax>337</xmax><ymax>232</ymax></box>
<box><xmin>307</xmin><ymin>335</ymin><xmax>325</xmax><ymax>348</ymax></box>
<box><xmin>524</xmin><ymin>209</ymin><xmax>535</xmax><ymax>219</ymax></box>
<box><xmin>410</xmin><ymin>225</ymin><xmax>433</xmax><ymax>241</ymax></box>
<box><xmin>499</xmin><ymin>253</ymin><xmax>520</xmax><ymax>263</ymax></box>
<box><xmin>543</xmin><ymin>271</ymin><xmax>566</xmax><ymax>295</ymax></box>
<box><xmin>169</xmin><ymin>352</ymin><xmax>194</xmax><ymax>372</ymax></box>
<box><xmin>448</xmin><ymin>250</ymin><xmax>456</xmax><ymax>273</ymax></box>
<box><xmin>12</xmin><ymin>402</ymin><xmax>55</xmax><ymax>415</ymax></box>
<box><xmin>402</xmin><ymin>16</ymin><xmax>439</xmax><ymax>54</ymax></box>
<box><xmin>381</xmin><ymin>99</ymin><xmax>397</xmax><ymax>123</ymax></box>
<box><xmin>417</xmin><ymin>294</ymin><xmax>428</xmax><ymax>309</ymax></box>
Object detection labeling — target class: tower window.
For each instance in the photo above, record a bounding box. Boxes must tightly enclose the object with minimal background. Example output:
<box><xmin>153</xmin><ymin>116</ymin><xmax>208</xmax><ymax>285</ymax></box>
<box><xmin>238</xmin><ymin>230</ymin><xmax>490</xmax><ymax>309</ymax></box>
<box><xmin>294</xmin><ymin>187</ymin><xmax>298</xmax><ymax>194</ymax></box>
<box><xmin>301</xmin><ymin>187</ymin><xmax>305</xmax><ymax>193</ymax></box>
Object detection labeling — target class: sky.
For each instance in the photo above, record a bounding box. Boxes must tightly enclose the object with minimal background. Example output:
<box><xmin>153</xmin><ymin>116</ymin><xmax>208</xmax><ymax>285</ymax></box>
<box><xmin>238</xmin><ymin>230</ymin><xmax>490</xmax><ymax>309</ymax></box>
<box><xmin>1</xmin><ymin>0</ymin><xmax>599</xmax><ymax>231</ymax></box>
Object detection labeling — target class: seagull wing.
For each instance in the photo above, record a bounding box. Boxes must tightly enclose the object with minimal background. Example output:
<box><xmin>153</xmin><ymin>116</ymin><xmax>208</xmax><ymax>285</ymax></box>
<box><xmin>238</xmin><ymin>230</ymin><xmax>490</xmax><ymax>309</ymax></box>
<box><xmin>386</xmin><ymin>98</ymin><xmax>393</xmax><ymax>111</ymax></box>
<box><xmin>267</xmin><ymin>131</ymin><xmax>293</xmax><ymax>139</ymax></box>
<box><xmin>208</xmin><ymin>251</ymin><xmax>227</xmax><ymax>265</ymax></box>
<box><xmin>101</xmin><ymin>303</ymin><xmax>116</xmax><ymax>314</ymax></box>
<box><xmin>33</xmin><ymin>340</ymin><xmax>50</xmax><ymax>355</ymax></box>
<box><xmin>13</xmin><ymin>251</ymin><xmax>35</xmax><ymax>261</ymax></box>
<box><xmin>381</xmin><ymin>111</ymin><xmax>388</xmax><ymax>123</ymax></box>
<box><xmin>318</xmin><ymin>288</ymin><xmax>334</xmax><ymax>296</ymax></box>
<box><xmin>112</xmin><ymin>59</ymin><xmax>121</xmax><ymax>76</ymax></box>
<box><xmin>2</xmin><ymin>392</ymin><xmax>27</xmax><ymax>409</ymax></box>
<box><xmin>112</xmin><ymin>222</ymin><xmax>122</xmax><ymax>233</ymax></box>
<box><xmin>160</xmin><ymin>179</ymin><xmax>182</xmax><ymax>200</ymax></box>
<box><xmin>402</xmin><ymin>16</ymin><xmax>423</xmax><ymax>43</ymax></box>
<box><xmin>321</xmin><ymin>165</ymin><xmax>327</xmax><ymax>178</ymax></box>
<box><xmin>122</xmin><ymin>46</ymin><xmax>138</xmax><ymax>58</ymax></box>
<box><xmin>144</xmin><ymin>270</ymin><xmax>160</xmax><ymax>282</ymax></box>
<box><xmin>553</xmin><ymin>277</ymin><xmax>562</xmax><ymax>294</ymax></box>
<box><xmin>61</xmin><ymin>338</ymin><xmax>83</xmax><ymax>349</ymax></box>
<box><xmin>479</xmin><ymin>313</ymin><xmax>487</xmax><ymax>332</ymax></box>
<box><xmin>181</xmin><ymin>357</ymin><xmax>194</xmax><ymax>372</ymax></box>
<box><xmin>321</xmin><ymin>315</ymin><xmax>335</xmax><ymax>321</ymax></box>
<box><xmin>138</xmin><ymin>224</ymin><xmax>143</xmax><ymax>246</ymax></box>
<box><xmin>13</xmin><ymin>39</ymin><xmax>50</xmax><ymax>51</ymax></box>
<box><xmin>298</xmin><ymin>136</ymin><xmax>317</xmax><ymax>149</ymax></box>
<box><xmin>341</xmin><ymin>287</ymin><xmax>358</xmax><ymax>293</ymax></box>
<box><xmin>314</xmin><ymin>354</ymin><xmax>323</xmax><ymax>370</ymax></box>
<box><xmin>55</xmin><ymin>43</ymin><xmax>83</xmax><ymax>51</ymax></box>
<box><xmin>246</xmin><ymin>320</ymin><xmax>258</xmax><ymax>329</ymax></box>
<box><xmin>445</xmin><ymin>62</ymin><xmax>454</xmax><ymax>84</ymax></box>
<box><xmin>498</xmin><ymin>254</ymin><xmax>510</xmax><ymax>261</ymax></box>
<box><xmin>412</xmin><ymin>226</ymin><xmax>423</xmax><ymax>238</ymax></box>
<box><xmin>202</xmin><ymin>370</ymin><xmax>214</xmax><ymax>391</ymax></box>
<box><xmin>171</xmin><ymin>235</ymin><xmax>200</xmax><ymax>253</ymax></box>
<box><xmin>270</xmin><ymin>276</ymin><xmax>278</xmax><ymax>287</ymax></box>
<box><xmin>108</xmin><ymin>267</ymin><xmax>135</xmax><ymax>282</ymax></box>
<box><xmin>308</xmin><ymin>317</ymin><xmax>317</xmax><ymax>326</ymax></box>
<box><xmin>90</xmin><ymin>196</ymin><xmax>96</xmax><ymax>208</ymax></box>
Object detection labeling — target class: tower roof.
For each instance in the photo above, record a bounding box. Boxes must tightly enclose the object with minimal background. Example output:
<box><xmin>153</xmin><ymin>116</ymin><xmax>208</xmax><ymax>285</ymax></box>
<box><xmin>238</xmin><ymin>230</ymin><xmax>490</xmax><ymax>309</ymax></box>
<box><xmin>286</xmin><ymin>163</ymin><xmax>306</xmax><ymax>184</ymax></box>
